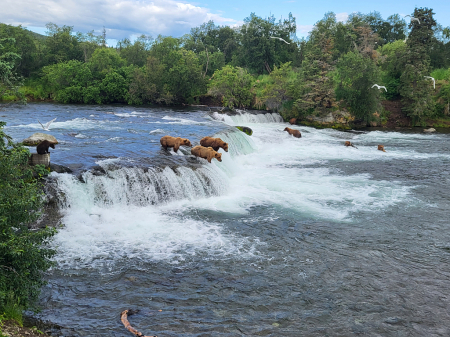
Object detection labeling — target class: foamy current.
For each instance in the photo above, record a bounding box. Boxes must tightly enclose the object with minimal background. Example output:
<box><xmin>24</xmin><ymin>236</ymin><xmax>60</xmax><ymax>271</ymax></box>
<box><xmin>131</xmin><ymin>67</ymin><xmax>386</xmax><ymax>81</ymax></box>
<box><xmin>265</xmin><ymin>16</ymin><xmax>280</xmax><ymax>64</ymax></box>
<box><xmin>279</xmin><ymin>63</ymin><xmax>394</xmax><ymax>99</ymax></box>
<box><xmin>4</xmin><ymin>103</ymin><xmax>450</xmax><ymax>336</ymax></box>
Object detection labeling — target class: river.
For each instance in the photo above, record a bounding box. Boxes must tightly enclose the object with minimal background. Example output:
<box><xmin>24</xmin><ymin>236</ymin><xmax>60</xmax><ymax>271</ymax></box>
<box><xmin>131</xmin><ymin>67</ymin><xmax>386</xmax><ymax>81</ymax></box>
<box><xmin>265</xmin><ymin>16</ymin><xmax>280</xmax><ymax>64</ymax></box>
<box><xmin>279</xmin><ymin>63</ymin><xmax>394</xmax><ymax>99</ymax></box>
<box><xmin>3</xmin><ymin>103</ymin><xmax>450</xmax><ymax>336</ymax></box>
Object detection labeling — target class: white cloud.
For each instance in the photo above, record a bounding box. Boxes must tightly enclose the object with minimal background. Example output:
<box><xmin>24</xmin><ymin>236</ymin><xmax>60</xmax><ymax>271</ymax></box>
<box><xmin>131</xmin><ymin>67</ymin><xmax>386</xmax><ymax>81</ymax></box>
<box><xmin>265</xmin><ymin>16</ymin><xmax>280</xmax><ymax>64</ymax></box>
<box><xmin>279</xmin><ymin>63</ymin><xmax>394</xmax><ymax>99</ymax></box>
<box><xmin>0</xmin><ymin>0</ymin><xmax>237</xmax><ymax>39</ymax></box>
<box><xmin>297</xmin><ymin>24</ymin><xmax>314</xmax><ymax>35</ymax></box>
<box><xmin>336</xmin><ymin>12</ymin><xmax>349</xmax><ymax>23</ymax></box>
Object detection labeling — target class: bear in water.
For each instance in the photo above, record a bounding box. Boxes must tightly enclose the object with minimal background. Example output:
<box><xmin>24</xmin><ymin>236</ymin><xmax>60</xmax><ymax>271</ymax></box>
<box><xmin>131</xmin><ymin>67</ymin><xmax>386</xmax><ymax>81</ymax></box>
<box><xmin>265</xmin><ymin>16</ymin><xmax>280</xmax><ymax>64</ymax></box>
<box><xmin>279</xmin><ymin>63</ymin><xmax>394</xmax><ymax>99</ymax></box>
<box><xmin>378</xmin><ymin>145</ymin><xmax>386</xmax><ymax>152</ymax></box>
<box><xmin>199</xmin><ymin>136</ymin><xmax>228</xmax><ymax>152</ymax></box>
<box><xmin>283</xmin><ymin>127</ymin><xmax>301</xmax><ymax>138</ymax></box>
<box><xmin>345</xmin><ymin>141</ymin><xmax>358</xmax><ymax>149</ymax></box>
<box><xmin>36</xmin><ymin>140</ymin><xmax>56</xmax><ymax>154</ymax></box>
<box><xmin>191</xmin><ymin>146</ymin><xmax>222</xmax><ymax>163</ymax></box>
<box><xmin>289</xmin><ymin>118</ymin><xmax>297</xmax><ymax>125</ymax></box>
<box><xmin>160</xmin><ymin>136</ymin><xmax>192</xmax><ymax>153</ymax></box>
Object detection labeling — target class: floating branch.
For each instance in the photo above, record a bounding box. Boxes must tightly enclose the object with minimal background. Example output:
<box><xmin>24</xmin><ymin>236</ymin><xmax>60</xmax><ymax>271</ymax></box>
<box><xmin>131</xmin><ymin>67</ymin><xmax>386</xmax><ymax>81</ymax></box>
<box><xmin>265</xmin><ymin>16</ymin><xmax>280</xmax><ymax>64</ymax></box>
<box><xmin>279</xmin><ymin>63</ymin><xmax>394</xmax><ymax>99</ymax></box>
<box><xmin>121</xmin><ymin>309</ymin><xmax>157</xmax><ymax>337</ymax></box>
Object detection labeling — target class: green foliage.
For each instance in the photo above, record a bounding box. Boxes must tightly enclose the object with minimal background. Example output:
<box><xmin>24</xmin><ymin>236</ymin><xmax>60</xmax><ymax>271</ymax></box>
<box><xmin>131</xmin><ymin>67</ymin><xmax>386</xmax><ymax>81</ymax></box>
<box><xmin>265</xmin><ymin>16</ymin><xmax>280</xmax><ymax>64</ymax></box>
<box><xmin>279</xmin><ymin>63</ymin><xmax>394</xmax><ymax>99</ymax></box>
<box><xmin>117</xmin><ymin>35</ymin><xmax>152</xmax><ymax>67</ymax></box>
<box><xmin>290</xmin><ymin>19</ymin><xmax>336</xmax><ymax>118</ymax></box>
<box><xmin>431</xmin><ymin>68</ymin><xmax>450</xmax><ymax>80</ymax></box>
<box><xmin>44</xmin><ymin>23</ymin><xmax>83</xmax><ymax>65</ymax></box>
<box><xmin>254</xmin><ymin>62</ymin><xmax>295</xmax><ymax>110</ymax></box>
<box><xmin>0</xmin><ymin>122</ymin><xmax>56</xmax><ymax>311</ymax></box>
<box><xmin>0</xmin><ymin>38</ymin><xmax>24</xmax><ymax>102</ymax></box>
<box><xmin>208</xmin><ymin>65</ymin><xmax>253</xmax><ymax>108</ymax></box>
<box><xmin>335</xmin><ymin>51</ymin><xmax>382</xmax><ymax>123</ymax></box>
<box><xmin>400</xmin><ymin>7</ymin><xmax>437</xmax><ymax>124</ymax></box>
<box><xmin>0</xmin><ymin>24</ymin><xmax>39</xmax><ymax>77</ymax></box>
<box><xmin>238</xmin><ymin>13</ymin><xmax>297</xmax><ymax>74</ymax></box>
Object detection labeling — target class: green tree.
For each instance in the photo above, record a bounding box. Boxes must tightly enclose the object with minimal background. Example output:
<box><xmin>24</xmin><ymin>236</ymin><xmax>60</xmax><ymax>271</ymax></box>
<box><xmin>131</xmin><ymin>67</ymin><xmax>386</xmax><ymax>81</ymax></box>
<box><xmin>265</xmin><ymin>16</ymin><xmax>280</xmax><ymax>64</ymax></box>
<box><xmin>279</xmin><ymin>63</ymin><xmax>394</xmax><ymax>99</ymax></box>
<box><xmin>44</xmin><ymin>23</ymin><xmax>83</xmax><ymax>65</ymax></box>
<box><xmin>335</xmin><ymin>51</ymin><xmax>382</xmax><ymax>123</ymax></box>
<box><xmin>239</xmin><ymin>13</ymin><xmax>296</xmax><ymax>74</ymax></box>
<box><xmin>118</xmin><ymin>35</ymin><xmax>153</xmax><ymax>67</ymax></box>
<box><xmin>0</xmin><ymin>24</ymin><xmax>39</xmax><ymax>77</ymax></box>
<box><xmin>208</xmin><ymin>65</ymin><xmax>253</xmax><ymax>108</ymax></box>
<box><xmin>0</xmin><ymin>38</ymin><xmax>24</xmax><ymax>101</ymax></box>
<box><xmin>0</xmin><ymin>122</ymin><xmax>56</xmax><ymax>311</ymax></box>
<box><xmin>399</xmin><ymin>7</ymin><xmax>437</xmax><ymax>124</ymax></box>
<box><xmin>290</xmin><ymin>15</ymin><xmax>337</xmax><ymax>118</ymax></box>
<box><xmin>255</xmin><ymin>62</ymin><xmax>295</xmax><ymax>110</ymax></box>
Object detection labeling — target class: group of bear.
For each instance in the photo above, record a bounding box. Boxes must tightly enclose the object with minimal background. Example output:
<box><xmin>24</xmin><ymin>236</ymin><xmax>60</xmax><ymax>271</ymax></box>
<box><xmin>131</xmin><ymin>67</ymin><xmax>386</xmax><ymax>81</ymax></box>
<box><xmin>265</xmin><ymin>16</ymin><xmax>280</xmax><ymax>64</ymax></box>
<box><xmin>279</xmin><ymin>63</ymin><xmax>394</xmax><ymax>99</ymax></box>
<box><xmin>35</xmin><ymin>121</ymin><xmax>387</xmax><ymax>162</ymax></box>
<box><xmin>160</xmin><ymin>135</ymin><xmax>228</xmax><ymax>163</ymax></box>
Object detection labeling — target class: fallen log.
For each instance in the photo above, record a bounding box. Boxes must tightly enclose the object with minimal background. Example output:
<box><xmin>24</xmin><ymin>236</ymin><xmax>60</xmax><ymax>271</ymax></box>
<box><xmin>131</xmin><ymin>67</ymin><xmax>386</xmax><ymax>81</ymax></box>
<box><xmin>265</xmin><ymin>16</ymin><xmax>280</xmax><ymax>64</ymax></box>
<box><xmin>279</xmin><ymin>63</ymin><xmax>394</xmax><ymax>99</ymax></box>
<box><xmin>121</xmin><ymin>309</ymin><xmax>157</xmax><ymax>337</ymax></box>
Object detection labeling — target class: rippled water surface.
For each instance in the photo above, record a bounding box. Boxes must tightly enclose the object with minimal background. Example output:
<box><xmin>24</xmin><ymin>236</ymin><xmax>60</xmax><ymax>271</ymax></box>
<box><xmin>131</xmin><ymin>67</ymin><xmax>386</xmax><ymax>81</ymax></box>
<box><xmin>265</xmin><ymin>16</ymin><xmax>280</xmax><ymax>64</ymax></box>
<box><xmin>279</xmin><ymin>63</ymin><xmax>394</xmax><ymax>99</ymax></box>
<box><xmin>3</xmin><ymin>103</ymin><xmax>450</xmax><ymax>336</ymax></box>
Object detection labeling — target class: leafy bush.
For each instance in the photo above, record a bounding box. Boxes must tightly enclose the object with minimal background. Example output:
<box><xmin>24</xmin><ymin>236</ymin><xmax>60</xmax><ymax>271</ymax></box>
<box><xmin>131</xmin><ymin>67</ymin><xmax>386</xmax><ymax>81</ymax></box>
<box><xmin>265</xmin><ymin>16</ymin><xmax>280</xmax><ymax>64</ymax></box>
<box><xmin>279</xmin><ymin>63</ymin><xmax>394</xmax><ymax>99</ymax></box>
<box><xmin>208</xmin><ymin>65</ymin><xmax>253</xmax><ymax>108</ymax></box>
<box><xmin>0</xmin><ymin>122</ymin><xmax>56</xmax><ymax>311</ymax></box>
<box><xmin>430</xmin><ymin>68</ymin><xmax>450</xmax><ymax>81</ymax></box>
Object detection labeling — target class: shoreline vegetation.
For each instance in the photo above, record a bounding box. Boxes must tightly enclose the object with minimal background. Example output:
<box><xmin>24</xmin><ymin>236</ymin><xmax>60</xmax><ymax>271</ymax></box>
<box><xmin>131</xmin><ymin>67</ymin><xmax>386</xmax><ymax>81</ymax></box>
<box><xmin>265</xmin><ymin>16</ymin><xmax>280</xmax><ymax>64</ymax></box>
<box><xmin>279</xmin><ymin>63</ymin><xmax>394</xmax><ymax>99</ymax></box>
<box><xmin>1</xmin><ymin>8</ymin><xmax>450</xmax><ymax>129</ymax></box>
<box><xmin>0</xmin><ymin>6</ymin><xmax>450</xmax><ymax>336</ymax></box>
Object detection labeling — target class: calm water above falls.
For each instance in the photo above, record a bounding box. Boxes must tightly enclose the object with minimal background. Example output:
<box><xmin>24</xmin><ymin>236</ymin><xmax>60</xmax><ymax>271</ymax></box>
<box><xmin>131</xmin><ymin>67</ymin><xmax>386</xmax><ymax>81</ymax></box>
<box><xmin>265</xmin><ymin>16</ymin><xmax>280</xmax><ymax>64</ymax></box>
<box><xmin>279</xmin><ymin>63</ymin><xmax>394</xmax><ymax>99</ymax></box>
<box><xmin>3</xmin><ymin>103</ymin><xmax>450</xmax><ymax>336</ymax></box>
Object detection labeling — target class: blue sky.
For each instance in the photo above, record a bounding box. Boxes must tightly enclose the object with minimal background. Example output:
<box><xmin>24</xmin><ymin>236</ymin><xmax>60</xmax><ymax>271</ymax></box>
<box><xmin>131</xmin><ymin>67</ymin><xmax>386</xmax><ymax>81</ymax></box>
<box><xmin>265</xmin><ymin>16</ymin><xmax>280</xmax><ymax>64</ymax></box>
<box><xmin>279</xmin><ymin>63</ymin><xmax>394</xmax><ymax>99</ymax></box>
<box><xmin>1</xmin><ymin>0</ymin><xmax>449</xmax><ymax>45</ymax></box>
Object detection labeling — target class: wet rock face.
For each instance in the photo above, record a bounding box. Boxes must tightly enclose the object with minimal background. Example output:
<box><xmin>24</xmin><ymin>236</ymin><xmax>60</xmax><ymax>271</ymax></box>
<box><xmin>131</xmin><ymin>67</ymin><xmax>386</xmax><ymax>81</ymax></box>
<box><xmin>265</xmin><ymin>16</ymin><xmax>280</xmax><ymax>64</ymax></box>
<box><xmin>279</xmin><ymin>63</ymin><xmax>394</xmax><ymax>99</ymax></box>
<box><xmin>22</xmin><ymin>133</ymin><xmax>58</xmax><ymax>146</ymax></box>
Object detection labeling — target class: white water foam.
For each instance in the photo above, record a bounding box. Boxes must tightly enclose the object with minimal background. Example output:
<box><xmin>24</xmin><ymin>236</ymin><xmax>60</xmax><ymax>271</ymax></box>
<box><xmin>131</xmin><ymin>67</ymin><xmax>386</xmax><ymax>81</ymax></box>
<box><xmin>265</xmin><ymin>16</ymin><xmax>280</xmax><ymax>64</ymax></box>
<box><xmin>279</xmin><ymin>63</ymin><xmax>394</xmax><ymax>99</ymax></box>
<box><xmin>51</xmin><ymin>112</ymin><xmax>446</xmax><ymax>267</ymax></box>
<box><xmin>14</xmin><ymin>118</ymin><xmax>122</xmax><ymax>131</ymax></box>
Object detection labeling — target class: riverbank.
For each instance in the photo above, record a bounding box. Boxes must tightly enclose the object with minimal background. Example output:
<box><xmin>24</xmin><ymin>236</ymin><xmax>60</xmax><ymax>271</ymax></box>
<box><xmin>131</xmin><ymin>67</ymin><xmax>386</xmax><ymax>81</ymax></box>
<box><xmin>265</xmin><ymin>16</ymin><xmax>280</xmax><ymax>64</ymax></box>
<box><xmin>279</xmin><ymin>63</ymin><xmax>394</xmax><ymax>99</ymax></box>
<box><xmin>1</xmin><ymin>320</ymin><xmax>53</xmax><ymax>337</ymax></box>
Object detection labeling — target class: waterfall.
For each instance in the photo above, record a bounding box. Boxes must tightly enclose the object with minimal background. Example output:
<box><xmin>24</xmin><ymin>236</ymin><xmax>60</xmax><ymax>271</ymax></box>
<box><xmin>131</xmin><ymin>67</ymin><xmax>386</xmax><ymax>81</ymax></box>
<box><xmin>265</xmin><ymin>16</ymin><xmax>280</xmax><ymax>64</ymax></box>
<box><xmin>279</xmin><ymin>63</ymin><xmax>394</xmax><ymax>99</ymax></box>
<box><xmin>210</xmin><ymin>110</ymin><xmax>284</xmax><ymax>125</ymax></box>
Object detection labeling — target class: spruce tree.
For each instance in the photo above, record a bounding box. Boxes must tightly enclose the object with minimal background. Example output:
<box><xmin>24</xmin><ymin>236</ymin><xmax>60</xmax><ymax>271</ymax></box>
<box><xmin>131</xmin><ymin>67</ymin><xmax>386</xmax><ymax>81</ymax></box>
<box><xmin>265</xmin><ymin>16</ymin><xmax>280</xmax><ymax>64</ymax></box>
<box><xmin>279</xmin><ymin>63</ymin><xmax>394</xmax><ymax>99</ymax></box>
<box><xmin>399</xmin><ymin>7</ymin><xmax>436</xmax><ymax>124</ymax></box>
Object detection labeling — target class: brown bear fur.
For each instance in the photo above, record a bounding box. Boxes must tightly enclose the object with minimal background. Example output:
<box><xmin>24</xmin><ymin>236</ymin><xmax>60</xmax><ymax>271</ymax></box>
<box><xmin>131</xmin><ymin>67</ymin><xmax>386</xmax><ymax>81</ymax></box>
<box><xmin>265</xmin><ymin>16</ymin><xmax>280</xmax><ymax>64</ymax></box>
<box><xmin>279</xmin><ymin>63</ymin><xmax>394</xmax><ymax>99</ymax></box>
<box><xmin>200</xmin><ymin>136</ymin><xmax>228</xmax><ymax>152</ymax></box>
<box><xmin>378</xmin><ymin>145</ymin><xmax>386</xmax><ymax>152</ymax></box>
<box><xmin>283</xmin><ymin>127</ymin><xmax>301</xmax><ymax>138</ymax></box>
<box><xmin>289</xmin><ymin>118</ymin><xmax>297</xmax><ymax>125</ymax></box>
<box><xmin>191</xmin><ymin>146</ymin><xmax>222</xmax><ymax>163</ymax></box>
<box><xmin>37</xmin><ymin>140</ymin><xmax>56</xmax><ymax>154</ymax></box>
<box><xmin>160</xmin><ymin>136</ymin><xmax>192</xmax><ymax>153</ymax></box>
<box><xmin>345</xmin><ymin>141</ymin><xmax>358</xmax><ymax>149</ymax></box>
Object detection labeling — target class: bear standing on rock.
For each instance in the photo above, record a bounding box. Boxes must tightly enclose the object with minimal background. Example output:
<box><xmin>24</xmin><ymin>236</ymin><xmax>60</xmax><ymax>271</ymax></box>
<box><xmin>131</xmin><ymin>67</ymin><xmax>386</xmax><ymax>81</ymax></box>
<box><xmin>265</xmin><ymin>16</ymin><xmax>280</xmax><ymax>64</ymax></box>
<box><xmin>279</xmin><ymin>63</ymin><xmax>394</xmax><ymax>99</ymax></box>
<box><xmin>191</xmin><ymin>146</ymin><xmax>222</xmax><ymax>163</ymax></box>
<box><xmin>200</xmin><ymin>136</ymin><xmax>228</xmax><ymax>152</ymax></box>
<box><xmin>283</xmin><ymin>127</ymin><xmax>301</xmax><ymax>138</ymax></box>
<box><xmin>37</xmin><ymin>140</ymin><xmax>56</xmax><ymax>154</ymax></box>
<box><xmin>160</xmin><ymin>136</ymin><xmax>192</xmax><ymax>153</ymax></box>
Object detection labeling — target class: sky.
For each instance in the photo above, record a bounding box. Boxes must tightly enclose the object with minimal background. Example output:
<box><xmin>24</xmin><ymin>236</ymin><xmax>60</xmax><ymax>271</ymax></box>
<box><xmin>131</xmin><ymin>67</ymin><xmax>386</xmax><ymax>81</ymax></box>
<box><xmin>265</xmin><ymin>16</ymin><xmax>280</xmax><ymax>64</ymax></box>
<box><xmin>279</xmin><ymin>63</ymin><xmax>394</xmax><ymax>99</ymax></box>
<box><xmin>1</xmin><ymin>0</ymin><xmax>449</xmax><ymax>45</ymax></box>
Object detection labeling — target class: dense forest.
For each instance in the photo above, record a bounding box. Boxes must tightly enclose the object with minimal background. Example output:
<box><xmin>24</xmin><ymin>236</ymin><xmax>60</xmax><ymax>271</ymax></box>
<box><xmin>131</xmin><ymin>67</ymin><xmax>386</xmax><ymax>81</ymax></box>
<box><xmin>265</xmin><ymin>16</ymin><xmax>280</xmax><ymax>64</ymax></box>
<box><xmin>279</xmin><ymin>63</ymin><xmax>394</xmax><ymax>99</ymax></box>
<box><xmin>1</xmin><ymin>8</ymin><xmax>450</xmax><ymax>126</ymax></box>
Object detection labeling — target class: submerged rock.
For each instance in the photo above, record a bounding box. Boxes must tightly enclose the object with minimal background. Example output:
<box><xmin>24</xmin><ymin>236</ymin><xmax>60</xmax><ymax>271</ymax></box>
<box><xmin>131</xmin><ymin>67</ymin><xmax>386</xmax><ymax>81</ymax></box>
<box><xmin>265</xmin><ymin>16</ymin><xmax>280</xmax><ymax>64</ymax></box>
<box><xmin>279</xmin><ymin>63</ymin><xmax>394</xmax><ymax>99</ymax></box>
<box><xmin>22</xmin><ymin>132</ymin><xmax>58</xmax><ymax>146</ymax></box>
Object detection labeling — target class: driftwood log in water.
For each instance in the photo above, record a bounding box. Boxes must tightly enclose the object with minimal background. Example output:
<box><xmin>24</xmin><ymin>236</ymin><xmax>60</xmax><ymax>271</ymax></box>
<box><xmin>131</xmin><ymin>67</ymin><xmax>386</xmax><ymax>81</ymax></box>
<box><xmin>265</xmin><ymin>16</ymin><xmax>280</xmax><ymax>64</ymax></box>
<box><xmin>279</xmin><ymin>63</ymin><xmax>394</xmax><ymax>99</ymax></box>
<box><xmin>121</xmin><ymin>309</ymin><xmax>157</xmax><ymax>337</ymax></box>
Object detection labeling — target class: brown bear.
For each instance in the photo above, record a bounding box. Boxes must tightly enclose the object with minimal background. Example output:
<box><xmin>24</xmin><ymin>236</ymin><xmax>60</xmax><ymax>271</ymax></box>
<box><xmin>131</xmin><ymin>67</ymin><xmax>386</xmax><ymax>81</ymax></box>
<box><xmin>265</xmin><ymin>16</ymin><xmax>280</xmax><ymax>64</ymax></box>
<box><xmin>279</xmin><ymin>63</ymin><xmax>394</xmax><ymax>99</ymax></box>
<box><xmin>345</xmin><ymin>141</ymin><xmax>358</xmax><ymax>149</ymax></box>
<box><xmin>284</xmin><ymin>127</ymin><xmax>301</xmax><ymax>138</ymax></box>
<box><xmin>191</xmin><ymin>146</ymin><xmax>222</xmax><ymax>163</ymax></box>
<box><xmin>37</xmin><ymin>140</ymin><xmax>56</xmax><ymax>154</ymax></box>
<box><xmin>289</xmin><ymin>118</ymin><xmax>297</xmax><ymax>125</ymax></box>
<box><xmin>378</xmin><ymin>145</ymin><xmax>386</xmax><ymax>152</ymax></box>
<box><xmin>199</xmin><ymin>136</ymin><xmax>228</xmax><ymax>152</ymax></box>
<box><xmin>160</xmin><ymin>136</ymin><xmax>192</xmax><ymax>153</ymax></box>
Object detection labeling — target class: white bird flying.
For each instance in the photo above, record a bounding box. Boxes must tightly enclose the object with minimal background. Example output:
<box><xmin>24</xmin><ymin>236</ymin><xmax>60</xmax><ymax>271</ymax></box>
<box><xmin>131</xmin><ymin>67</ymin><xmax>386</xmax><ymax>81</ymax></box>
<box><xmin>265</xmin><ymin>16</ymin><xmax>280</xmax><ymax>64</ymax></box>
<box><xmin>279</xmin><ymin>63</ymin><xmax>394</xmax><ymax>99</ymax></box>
<box><xmin>405</xmin><ymin>15</ymin><xmax>420</xmax><ymax>24</ymax></box>
<box><xmin>424</xmin><ymin>76</ymin><xmax>436</xmax><ymax>89</ymax></box>
<box><xmin>38</xmin><ymin>118</ymin><xmax>57</xmax><ymax>131</ymax></box>
<box><xmin>270</xmin><ymin>36</ymin><xmax>290</xmax><ymax>44</ymax></box>
<box><xmin>371</xmin><ymin>84</ymin><xmax>387</xmax><ymax>92</ymax></box>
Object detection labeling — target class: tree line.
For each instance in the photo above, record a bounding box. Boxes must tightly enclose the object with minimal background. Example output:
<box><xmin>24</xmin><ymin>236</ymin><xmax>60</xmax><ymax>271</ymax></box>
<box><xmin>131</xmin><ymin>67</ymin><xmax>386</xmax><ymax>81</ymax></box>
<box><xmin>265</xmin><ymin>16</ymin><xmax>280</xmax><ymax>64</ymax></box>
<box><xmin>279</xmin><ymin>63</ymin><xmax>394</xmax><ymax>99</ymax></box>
<box><xmin>2</xmin><ymin>8</ymin><xmax>450</xmax><ymax>124</ymax></box>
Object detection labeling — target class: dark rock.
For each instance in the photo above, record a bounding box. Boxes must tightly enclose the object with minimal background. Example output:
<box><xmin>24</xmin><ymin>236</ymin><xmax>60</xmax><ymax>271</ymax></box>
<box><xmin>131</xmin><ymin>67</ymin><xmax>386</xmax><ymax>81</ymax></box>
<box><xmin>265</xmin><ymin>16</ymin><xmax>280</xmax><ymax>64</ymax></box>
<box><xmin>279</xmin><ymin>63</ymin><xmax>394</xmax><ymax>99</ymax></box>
<box><xmin>50</xmin><ymin>163</ymin><xmax>72</xmax><ymax>173</ymax></box>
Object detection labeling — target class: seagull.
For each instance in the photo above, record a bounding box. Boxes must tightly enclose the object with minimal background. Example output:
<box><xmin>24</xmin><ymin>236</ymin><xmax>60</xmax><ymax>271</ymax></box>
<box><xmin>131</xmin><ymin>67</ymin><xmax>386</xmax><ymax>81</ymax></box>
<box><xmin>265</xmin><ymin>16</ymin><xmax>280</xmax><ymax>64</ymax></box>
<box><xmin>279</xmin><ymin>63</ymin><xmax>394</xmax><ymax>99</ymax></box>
<box><xmin>405</xmin><ymin>15</ymin><xmax>420</xmax><ymax>24</ymax></box>
<box><xmin>371</xmin><ymin>84</ymin><xmax>387</xmax><ymax>92</ymax></box>
<box><xmin>38</xmin><ymin>118</ymin><xmax>57</xmax><ymax>131</ymax></box>
<box><xmin>270</xmin><ymin>36</ymin><xmax>290</xmax><ymax>44</ymax></box>
<box><xmin>424</xmin><ymin>76</ymin><xmax>435</xmax><ymax>89</ymax></box>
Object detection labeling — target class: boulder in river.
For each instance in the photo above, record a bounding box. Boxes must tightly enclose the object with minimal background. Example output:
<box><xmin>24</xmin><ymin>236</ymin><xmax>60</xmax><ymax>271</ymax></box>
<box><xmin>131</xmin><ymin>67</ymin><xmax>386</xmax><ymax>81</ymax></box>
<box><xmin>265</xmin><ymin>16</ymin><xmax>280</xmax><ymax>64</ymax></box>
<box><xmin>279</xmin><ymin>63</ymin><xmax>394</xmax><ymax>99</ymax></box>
<box><xmin>236</xmin><ymin>126</ymin><xmax>253</xmax><ymax>136</ymax></box>
<box><xmin>22</xmin><ymin>133</ymin><xmax>58</xmax><ymax>146</ymax></box>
